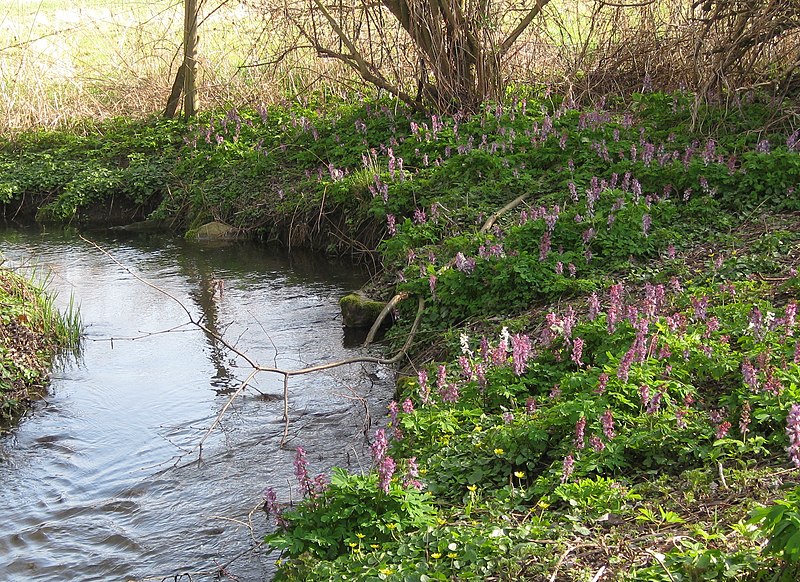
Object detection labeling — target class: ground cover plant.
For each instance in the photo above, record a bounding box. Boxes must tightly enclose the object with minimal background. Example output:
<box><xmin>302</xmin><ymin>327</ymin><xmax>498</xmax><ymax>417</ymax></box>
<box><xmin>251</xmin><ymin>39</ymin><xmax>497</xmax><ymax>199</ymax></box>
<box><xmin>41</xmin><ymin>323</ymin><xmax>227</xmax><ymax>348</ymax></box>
<box><xmin>0</xmin><ymin>265</ymin><xmax>81</xmax><ymax>428</ymax></box>
<box><xmin>248</xmin><ymin>92</ymin><xmax>800</xmax><ymax>580</ymax></box>
<box><xmin>1</xmin><ymin>88</ymin><xmax>798</xmax><ymax>579</ymax></box>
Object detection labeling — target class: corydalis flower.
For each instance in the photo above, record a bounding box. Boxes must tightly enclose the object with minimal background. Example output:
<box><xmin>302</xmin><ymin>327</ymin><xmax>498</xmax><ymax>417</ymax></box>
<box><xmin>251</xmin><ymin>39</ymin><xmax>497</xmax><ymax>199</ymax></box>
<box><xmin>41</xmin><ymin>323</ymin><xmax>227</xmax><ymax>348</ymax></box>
<box><xmin>403</xmin><ymin>457</ymin><xmax>423</xmax><ymax>490</ymax></box>
<box><xmin>788</xmin><ymin>404</ymin><xmax>800</xmax><ymax>468</ymax></box>
<box><xmin>571</xmin><ymin>337</ymin><xmax>584</xmax><ymax>367</ymax></box>
<box><xmin>371</xmin><ymin>429</ymin><xmax>396</xmax><ymax>493</ymax></box>
<box><xmin>716</xmin><ymin>421</ymin><xmax>731</xmax><ymax>440</ymax></box>
<box><xmin>575</xmin><ymin>416</ymin><xmax>586</xmax><ymax>449</ymax></box>
<box><xmin>294</xmin><ymin>446</ymin><xmax>312</xmax><ymax>495</ymax></box>
<box><xmin>561</xmin><ymin>454</ymin><xmax>575</xmax><ymax>483</ymax></box>
<box><xmin>601</xmin><ymin>410</ymin><xmax>615</xmax><ymax>440</ymax></box>
<box><xmin>417</xmin><ymin>370</ymin><xmax>430</xmax><ymax>404</ymax></box>
<box><xmin>739</xmin><ymin>402</ymin><xmax>751</xmax><ymax>438</ymax></box>
<box><xmin>262</xmin><ymin>487</ymin><xmax>288</xmax><ymax>528</ymax></box>
<box><xmin>510</xmin><ymin>333</ymin><xmax>532</xmax><ymax>375</ymax></box>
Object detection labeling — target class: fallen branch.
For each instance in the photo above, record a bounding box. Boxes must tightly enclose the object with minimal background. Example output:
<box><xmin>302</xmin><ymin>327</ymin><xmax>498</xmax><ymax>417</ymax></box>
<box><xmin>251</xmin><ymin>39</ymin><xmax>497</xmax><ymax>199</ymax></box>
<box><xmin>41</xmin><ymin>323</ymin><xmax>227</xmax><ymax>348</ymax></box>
<box><xmin>364</xmin><ymin>291</ymin><xmax>408</xmax><ymax>347</ymax></box>
<box><xmin>479</xmin><ymin>194</ymin><xmax>528</xmax><ymax>233</ymax></box>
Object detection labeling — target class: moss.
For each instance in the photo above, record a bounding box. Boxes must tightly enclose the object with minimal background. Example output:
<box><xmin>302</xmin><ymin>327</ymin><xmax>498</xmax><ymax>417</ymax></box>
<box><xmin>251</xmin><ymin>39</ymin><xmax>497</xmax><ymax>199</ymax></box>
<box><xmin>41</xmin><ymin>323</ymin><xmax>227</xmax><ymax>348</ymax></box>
<box><xmin>339</xmin><ymin>292</ymin><xmax>386</xmax><ymax>328</ymax></box>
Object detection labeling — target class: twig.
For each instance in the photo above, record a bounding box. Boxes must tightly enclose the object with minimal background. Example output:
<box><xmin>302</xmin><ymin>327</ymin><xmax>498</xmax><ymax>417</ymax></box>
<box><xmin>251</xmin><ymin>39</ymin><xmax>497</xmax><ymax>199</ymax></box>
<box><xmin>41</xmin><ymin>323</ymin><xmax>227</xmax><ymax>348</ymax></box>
<box><xmin>549</xmin><ymin>543</ymin><xmax>575</xmax><ymax>582</ymax></box>
<box><xmin>479</xmin><ymin>194</ymin><xmax>528</xmax><ymax>233</ymax></box>
<box><xmin>364</xmin><ymin>291</ymin><xmax>408</xmax><ymax>347</ymax></box>
<box><xmin>644</xmin><ymin>549</ymin><xmax>676</xmax><ymax>582</ymax></box>
<box><xmin>717</xmin><ymin>461</ymin><xmax>729</xmax><ymax>490</ymax></box>
<box><xmin>80</xmin><ymin>236</ymin><xmax>425</xmax><ymax>459</ymax></box>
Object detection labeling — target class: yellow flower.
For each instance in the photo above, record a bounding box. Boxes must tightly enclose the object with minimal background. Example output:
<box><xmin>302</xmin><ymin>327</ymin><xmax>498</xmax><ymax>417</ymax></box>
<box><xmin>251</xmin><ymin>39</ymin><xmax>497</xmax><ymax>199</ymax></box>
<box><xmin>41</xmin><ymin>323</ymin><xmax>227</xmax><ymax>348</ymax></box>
<box><xmin>370</xmin><ymin>544</ymin><xmax>380</xmax><ymax>549</ymax></box>
<box><xmin>537</xmin><ymin>500</ymin><xmax>550</xmax><ymax>509</ymax></box>
<box><xmin>386</xmin><ymin>523</ymin><xmax>397</xmax><ymax>530</ymax></box>
<box><xmin>467</xmin><ymin>484</ymin><xmax>477</xmax><ymax>492</ymax></box>
<box><xmin>432</xmin><ymin>552</ymin><xmax>442</xmax><ymax>559</ymax></box>
<box><xmin>349</xmin><ymin>542</ymin><xmax>358</xmax><ymax>548</ymax></box>
<box><xmin>494</xmin><ymin>448</ymin><xmax>504</xmax><ymax>455</ymax></box>
<box><xmin>356</xmin><ymin>533</ymin><xmax>365</xmax><ymax>539</ymax></box>
<box><xmin>473</xmin><ymin>425</ymin><xmax>482</xmax><ymax>432</ymax></box>
<box><xmin>379</xmin><ymin>567</ymin><xmax>394</xmax><ymax>576</ymax></box>
<box><xmin>447</xmin><ymin>553</ymin><xmax>457</xmax><ymax>559</ymax></box>
<box><xmin>514</xmin><ymin>471</ymin><xmax>526</xmax><ymax>479</ymax></box>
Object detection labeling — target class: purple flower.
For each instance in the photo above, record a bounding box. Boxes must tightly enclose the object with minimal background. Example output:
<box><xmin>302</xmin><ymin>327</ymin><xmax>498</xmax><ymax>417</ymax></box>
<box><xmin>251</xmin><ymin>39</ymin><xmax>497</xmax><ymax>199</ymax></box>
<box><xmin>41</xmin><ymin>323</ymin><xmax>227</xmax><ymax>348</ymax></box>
<box><xmin>596</xmin><ymin>373</ymin><xmax>609</xmax><ymax>394</ymax></box>
<box><xmin>403</xmin><ymin>457</ymin><xmax>423</xmax><ymax>490</ymax></box>
<box><xmin>601</xmin><ymin>410</ymin><xmax>615</xmax><ymax>440</ymax></box>
<box><xmin>439</xmin><ymin>382</ymin><xmax>460</xmax><ymax>403</ymax></box>
<box><xmin>575</xmin><ymin>416</ymin><xmax>586</xmax><ymax>449</ymax></box>
<box><xmin>588</xmin><ymin>292</ymin><xmax>601</xmax><ymax>320</ymax></box>
<box><xmin>377</xmin><ymin>456</ymin><xmax>396</xmax><ymax>493</ymax></box>
<box><xmin>571</xmin><ymin>337</ymin><xmax>584</xmax><ymax>367</ymax></box>
<box><xmin>788</xmin><ymin>404</ymin><xmax>800</xmax><ymax>467</ymax></box>
<box><xmin>413</xmin><ymin>208</ymin><xmax>426</xmax><ymax>224</ymax></box>
<box><xmin>455</xmin><ymin>252</ymin><xmax>475</xmax><ymax>274</ymax></box>
<box><xmin>386</xmin><ymin>214</ymin><xmax>397</xmax><ymax>235</ymax></box>
<box><xmin>590</xmin><ymin>435</ymin><xmax>605</xmax><ymax>452</ymax></box>
<box><xmin>294</xmin><ymin>447</ymin><xmax>312</xmax><ymax>495</ymax></box>
<box><xmin>388</xmin><ymin>401</ymin><xmax>401</xmax><ymax>439</ymax></box>
<box><xmin>417</xmin><ymin>370</ymin><xmax>430</xmax><ymax>404</ymax></box>
<box><xmin>642</xmin><ymin>214</ymin><xmax>652</xmax><ymax>236</ymax></box>
<box><xmin>511</xmin><ymin>333</ymin><xmax>532</xmax><ymax>375</ymax></box>
<box><xmin>263</xmin><ymin>487</ymin><xmax>288</xmax><ymax>528</ymax></box>
<box><xmin>526</xmin><ymin>397</ymin><xmax>537</xmax><ymax>414</ymax></box>
<box><xmin>402</xmin><ymin>398</ymin><xmax>414</xmax><ymax>414</ymax></box>
<box><xmin>503</xmin><ymin>412</ymin><xmax>515</xmax><ymax>424</ymax></box>
<box><xmin>539</xmin><ymin>232</ymin><xmax>551</xmax><ymax>261</ymax></box>
<box><xmin>740</xmin><ymin>402</ymin><xmax>751</xmax><ymax>437</ymax></box>
<box><xmin>561</xmin><ymin>454</ymin><xmax>575</xmax><ymax>483</ymax></box>
<box><xmin>742</xmin><ymin>360</ymin><xmax>758</xmax><ymax>391</ymax></box>
<box><xmin>675</xmin><ymin>409</ymin><xmax>688</xmax><ymax>430</ymax></box>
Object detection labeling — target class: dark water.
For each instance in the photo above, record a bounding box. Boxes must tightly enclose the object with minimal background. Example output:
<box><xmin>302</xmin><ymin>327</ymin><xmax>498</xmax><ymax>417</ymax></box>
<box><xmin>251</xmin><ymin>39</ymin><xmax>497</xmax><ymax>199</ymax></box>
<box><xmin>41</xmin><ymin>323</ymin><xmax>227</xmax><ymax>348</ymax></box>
<box><xmin>0</xmin><ymin>227</ymin><xmax>392</xmax><ymax>581</ymax></box>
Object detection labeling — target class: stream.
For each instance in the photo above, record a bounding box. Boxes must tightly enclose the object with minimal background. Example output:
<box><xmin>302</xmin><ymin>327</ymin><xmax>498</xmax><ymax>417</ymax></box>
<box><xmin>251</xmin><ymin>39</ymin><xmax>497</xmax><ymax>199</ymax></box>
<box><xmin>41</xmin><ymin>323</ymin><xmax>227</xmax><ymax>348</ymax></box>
<box><xmin>0</xmin><ymin>227</ymin><xmax>391</xmax><ymax>581</ymax></box>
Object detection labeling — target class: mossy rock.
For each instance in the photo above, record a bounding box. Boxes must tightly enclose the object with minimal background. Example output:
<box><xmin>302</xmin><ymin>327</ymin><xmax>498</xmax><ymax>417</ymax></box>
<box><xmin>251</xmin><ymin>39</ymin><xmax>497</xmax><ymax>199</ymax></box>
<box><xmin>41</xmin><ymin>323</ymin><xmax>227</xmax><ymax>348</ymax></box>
<box><xmin>186</xmin><ymin>221</ymin><xmax>238</xmax><ymax>240</ymax></box>
<box><xmin>339</xmin><ymin>292</ymin><xmax>386</xmax><ymax>328</ymax></box>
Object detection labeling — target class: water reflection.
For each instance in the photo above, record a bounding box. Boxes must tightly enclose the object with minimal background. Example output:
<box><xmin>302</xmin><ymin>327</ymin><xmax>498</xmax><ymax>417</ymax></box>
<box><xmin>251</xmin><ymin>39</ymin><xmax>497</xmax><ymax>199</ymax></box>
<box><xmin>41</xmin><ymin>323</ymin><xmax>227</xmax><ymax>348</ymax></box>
<box><xmin>0</xmin><ymin>226</ymin><xmax>391</xmax><ymax>581</ymax></box>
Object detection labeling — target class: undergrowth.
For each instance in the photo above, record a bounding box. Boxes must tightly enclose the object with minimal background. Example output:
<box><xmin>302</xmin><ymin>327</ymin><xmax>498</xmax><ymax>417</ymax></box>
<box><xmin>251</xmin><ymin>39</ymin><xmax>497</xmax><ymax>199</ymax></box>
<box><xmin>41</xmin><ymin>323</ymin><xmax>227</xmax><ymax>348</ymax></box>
<box><xmin>0</xmin><ymin>266</ymin><xmax>82</xmax><ymax>427</ymax></box>
<box><xmin>2</xmin><ymin>90</ymin><xmax>800</xmax><ymax>579</ymax></box>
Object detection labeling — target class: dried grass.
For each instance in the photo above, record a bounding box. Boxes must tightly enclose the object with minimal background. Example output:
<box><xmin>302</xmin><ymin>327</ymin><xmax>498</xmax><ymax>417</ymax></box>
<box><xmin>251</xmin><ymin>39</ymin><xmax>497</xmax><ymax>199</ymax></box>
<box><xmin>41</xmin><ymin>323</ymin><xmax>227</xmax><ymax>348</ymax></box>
<box><xmin>0</xmin><ymin>0</ymin><xmax>797</xmax><ymax>133</ymax></box>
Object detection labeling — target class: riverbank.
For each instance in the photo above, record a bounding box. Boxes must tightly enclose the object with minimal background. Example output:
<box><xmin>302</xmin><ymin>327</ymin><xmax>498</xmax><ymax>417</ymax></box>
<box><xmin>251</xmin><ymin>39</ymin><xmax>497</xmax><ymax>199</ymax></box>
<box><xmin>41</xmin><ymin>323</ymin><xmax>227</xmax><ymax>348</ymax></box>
<box><xmin>0</xmin><ymin>266</ymin><xmax>80</xmax><ymax>429</ymax></box>
<box><xmin>2</xmin><ymin>91</ymin><xmax>800</xmax><ymax>579</ymax></box>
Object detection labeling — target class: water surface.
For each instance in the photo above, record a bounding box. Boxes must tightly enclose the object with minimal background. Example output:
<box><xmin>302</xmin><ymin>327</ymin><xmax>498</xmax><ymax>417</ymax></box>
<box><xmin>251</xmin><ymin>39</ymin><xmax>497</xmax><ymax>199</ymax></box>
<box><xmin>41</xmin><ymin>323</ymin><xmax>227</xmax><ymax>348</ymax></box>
<box><xmin>0</xmin><ymin>227</ymin><xmax>390</xmax><ymax>581</ymax></box>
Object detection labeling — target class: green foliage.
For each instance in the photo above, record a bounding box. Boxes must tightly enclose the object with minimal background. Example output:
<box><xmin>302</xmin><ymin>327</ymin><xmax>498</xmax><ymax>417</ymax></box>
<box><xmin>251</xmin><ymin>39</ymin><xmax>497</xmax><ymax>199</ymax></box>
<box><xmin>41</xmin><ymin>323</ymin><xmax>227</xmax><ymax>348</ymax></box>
<box><xmin>266</xmin><ymin>468</ymin><xmax>437</xmax><ymax>561</ymax></box>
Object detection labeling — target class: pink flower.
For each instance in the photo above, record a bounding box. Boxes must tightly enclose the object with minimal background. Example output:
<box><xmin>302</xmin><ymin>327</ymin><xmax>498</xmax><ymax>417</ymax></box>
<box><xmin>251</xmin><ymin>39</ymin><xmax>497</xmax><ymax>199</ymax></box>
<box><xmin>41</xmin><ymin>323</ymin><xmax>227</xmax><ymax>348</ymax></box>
<box><xmin>511</xmin><ymin>333</ymin><xmax>532</xmax><ymax>375</ymax></box>
<box><xmin>575</xmin><ymin>416</ymin><xmax>586</xmax><ymax>449</ymax></box>
<box><xmin>402</xmin><ymin>398</ymin><xmax>414</xmax><ymax>414</ymax></box>
<box><xmin>788</xmin><ymin>404</ymin><xmax>800</xmax><ymax>467</ymax></box>
<box><xmin>601</xmin><ymin>410</ymin><xmax>615</xmax><ymax>440</ymax></box>
<box><xmin>588</xmin><ymin>292</ymin><xmax>601</xmax><ymax>321</ymax></box>
<box><xmin>294</xmin><ymin>447</ymin><xmax>312</xmax><ymax>495</ymax></box>
<box><xmin>589</xmin><ymin>435</ymin><xmax>605</xmax><ymax>452</ymax></box>
<box><xmin>715</xmin><ymin>421</ymin><xmax>731</xmax><ymax>440</ymax></box>
<box><xmin>571</xmin><ymin>337</ymin><xmax>584</xmax><ymax>367</ymax></box>
<box><xmin>417</xmin><ymin>369</ymin><xmax>430</xmax><ymax>404</ymax></box>
<box><xmin>595</xmin><ymin>373</ymin><xmax>609</xmax><ymax>394</ymax></box>
<box><xmin>739</xmin><ymin>402</ymin><xmax>751</xmax><ymax>437</ymax></box>
<box><xmin>402</xmin><ymin>457</ymin><xmax>423</xmax><ymax>490</ymax></box>
<box><xmin>561</xmin><ymin>454</ymin><xmax>575</xmax><ymax>483</ymax></box>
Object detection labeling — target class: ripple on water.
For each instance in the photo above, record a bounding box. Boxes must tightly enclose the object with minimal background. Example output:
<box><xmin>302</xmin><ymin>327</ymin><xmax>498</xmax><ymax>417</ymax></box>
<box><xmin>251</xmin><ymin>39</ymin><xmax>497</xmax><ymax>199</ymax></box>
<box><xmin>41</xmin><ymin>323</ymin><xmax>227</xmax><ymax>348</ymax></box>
<box><xmin>0</xmin><ymin>229</ymin><xmax>387</xmax><ymax>581</ymax></box>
